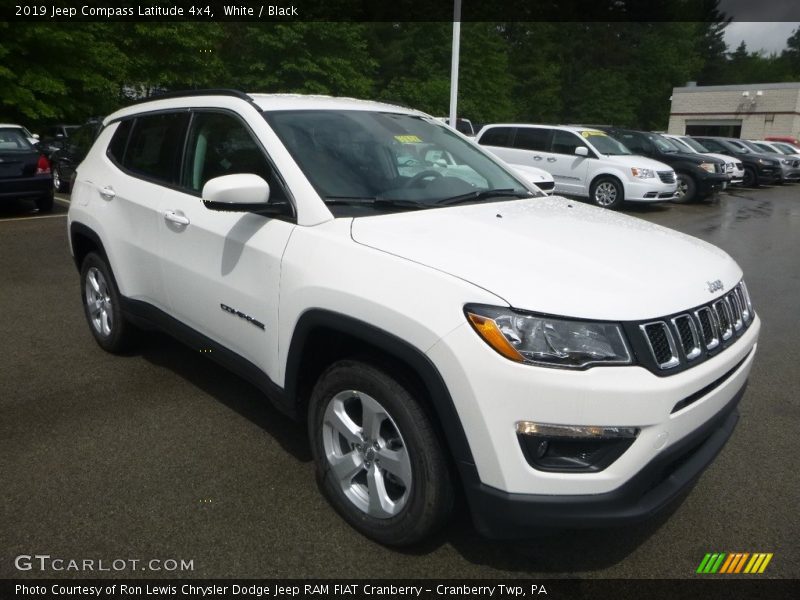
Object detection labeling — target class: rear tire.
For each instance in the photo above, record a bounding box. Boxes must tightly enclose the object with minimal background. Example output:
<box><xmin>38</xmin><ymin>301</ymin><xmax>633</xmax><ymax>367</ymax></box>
<box><xmin>80</xmin><ymin>252</ymin><xmax>136</xmax><ymax>353</ymax></box>
<box><xmin>308</xmin><ymin>359</ymin><xmax>453</xmax><ymax>546</ymax></box>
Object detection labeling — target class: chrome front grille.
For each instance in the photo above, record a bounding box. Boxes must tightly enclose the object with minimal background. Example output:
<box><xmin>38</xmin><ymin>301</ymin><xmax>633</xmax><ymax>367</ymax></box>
<box><xmin>639</xmin><ymin>281</ymin><xmax>753</xmax><ymax>371</ymax></box>
<box><xmin>658</xmin><ymin>171</ymin><xmax>675</xmax><ymax>184</ymax></box>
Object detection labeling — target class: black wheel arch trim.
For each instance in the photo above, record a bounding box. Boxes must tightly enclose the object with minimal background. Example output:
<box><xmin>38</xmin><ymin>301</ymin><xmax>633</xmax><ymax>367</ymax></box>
<box><xmin>285</xmin><ymin>309</ymin><xmax>477</xmax><ymax>468</ymax></box>
<box><xmin>69</xmin><ymin>222</ymin><xmax>108</xmax><ymax>271</ymax></box>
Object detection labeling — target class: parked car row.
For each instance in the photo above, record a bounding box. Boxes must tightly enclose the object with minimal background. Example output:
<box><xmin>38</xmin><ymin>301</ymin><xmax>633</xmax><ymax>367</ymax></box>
<box><xmin>473</xmin><ymin>122</ymin><xmax>797</xmax><ymax>209</ymax></box>
<box><xmin>0</xmin><ymin>124</ymin><xmax>54</xmax><ymax>212</ymax></box>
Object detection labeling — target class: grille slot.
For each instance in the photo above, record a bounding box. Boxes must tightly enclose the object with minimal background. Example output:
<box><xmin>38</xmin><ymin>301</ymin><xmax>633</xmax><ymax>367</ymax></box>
<box><xmin>694</xmin><ymin>307</ymin><xmax>720</xmax><ymax>350</ymax></box>
<box><xmin>714</xmin><ymin>299</ymin><xmax>733</xmax><ymax>340</ymax></box>
<box><xmin>657</xmin><ymin>171</ymin><xmax>675</xmax><ymax>184</ymax></box>
<box><xmin>640</xmin><ymin>322</ymin><xmax>679</xmax><ymax>369</ymax></box>
<box><xmin>672</xmin><ymin>315</ymin><xmax>702</xmax><ymax>360</ymax></box>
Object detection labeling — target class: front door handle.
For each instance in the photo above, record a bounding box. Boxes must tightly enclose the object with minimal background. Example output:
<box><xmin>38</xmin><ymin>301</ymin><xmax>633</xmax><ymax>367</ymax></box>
<box><xmin>164</xmin><ymin>210</ymin><xmax>190</xmax><ymax>226</ymax></box>
<box><xmin>533</xmin><ymin>156</ymin><xmax>542</xmax><ymax>161</ymax></box>
<box><xmin>99</xmin><ymin>186</ymin><xmax>115</xmax><ymax>200</ymax></box>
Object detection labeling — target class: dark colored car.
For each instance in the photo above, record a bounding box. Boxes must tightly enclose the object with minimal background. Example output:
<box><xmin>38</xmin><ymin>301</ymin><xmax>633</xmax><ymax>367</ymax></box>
<box><xmin>0</xmin><ymin>125</ymin><xmax>54</xmax><ymax>212</ymax></box>
<box><xmin>49</xmin><ymin>120</ymin><xmax>102</xmax><ymax>193</ymax></box>
<box><xmin>691</xmin><ymin>137</ymin><xmax>782</xmax><ymax>188</ymax></box>
<box><xmin>593</xmin><ymin>127</ymin><xmax>728</xmax><ymax>203</ymax></box>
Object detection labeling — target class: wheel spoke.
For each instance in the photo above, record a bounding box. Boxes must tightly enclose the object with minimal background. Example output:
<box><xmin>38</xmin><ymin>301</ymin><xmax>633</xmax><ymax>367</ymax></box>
<box><xmin>360</xmin><ymin>395</ymin><xmax>387</xmax><ymax>440</ymax></box>
<box><xmin>377</xmin><ymin>446</ymin><xmax>411</xmax><ymax>487</ymax></box>
<box><xmin>366</xmin><ymin>465</ymin><xmax>394</xmax><ymax>517</ymax></box>
<box><xmin>329</xmin><ymin>450</ymin><xmax>363</xmax><ymax>486</ymax></box>
<box><xmin>88</xmin><ymin>271</ymin><xmax>101</xmax><ymax>295</ymax></box>
<box><xmin>100</xmin><ymin>309</ymin><xmax>111</xmax><ymax>336</ymax></box>
<box><xmin>324</xmin><ymin>398</ymin><xmax>363</xmax><ymax>446</ymax></box>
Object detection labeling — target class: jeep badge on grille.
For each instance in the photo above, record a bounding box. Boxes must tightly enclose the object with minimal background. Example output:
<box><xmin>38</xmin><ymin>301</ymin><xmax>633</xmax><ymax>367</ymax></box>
<box><xmin>707</xmin><ymin>279</ymin><xmax>724</xmax><ymax>293</ymax></box>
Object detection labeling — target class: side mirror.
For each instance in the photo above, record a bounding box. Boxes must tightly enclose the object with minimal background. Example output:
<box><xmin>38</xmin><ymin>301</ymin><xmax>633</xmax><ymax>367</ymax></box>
<box><xmin>575</xmin><ymin>146</ymin><xmax>589</xmax><ymax>157</ymax></box>
<box><xmin>203</xmin><ymin>174</ymin><xmax>270</xmax><ymax>211</ymax></box>
<box><xmin>33</xmin><ymin>133</ymin><xmax>40</xmax><ymax>140</ymax></box>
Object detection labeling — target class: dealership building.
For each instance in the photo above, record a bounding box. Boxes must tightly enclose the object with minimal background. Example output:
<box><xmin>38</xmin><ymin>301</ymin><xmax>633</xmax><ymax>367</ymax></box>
<box><xmin>667</xmin><ymin>82</ymin><xmax>800</xmax><ymax>139</ymax></box>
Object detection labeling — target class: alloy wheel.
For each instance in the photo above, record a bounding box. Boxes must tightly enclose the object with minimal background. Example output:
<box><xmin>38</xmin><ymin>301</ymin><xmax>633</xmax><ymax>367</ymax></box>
<box><xmin>84</xmin><ymin>267</ymin><xmax>113</xmax><ymax>337</ymax></box>
<box><xmin>594</xmin><ymin>182</ymin><xmax>618</xmax><ymax>206</ymax></box>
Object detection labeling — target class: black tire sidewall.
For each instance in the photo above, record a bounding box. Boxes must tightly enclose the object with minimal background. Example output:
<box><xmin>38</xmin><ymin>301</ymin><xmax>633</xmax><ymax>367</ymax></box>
<box><xmin>308</xmin><ymin>359</ymin><xmax>453</xmax><ymax>546</ymax></box>
<box><xmin>590</xmin><ymin>176</ymin><xmax>624</xmax><ymax>209</ymax></box>
<box><xmin>743</xmin><ymin>167</ymin><xmax>758</xmax><ymax>188</ymax></box>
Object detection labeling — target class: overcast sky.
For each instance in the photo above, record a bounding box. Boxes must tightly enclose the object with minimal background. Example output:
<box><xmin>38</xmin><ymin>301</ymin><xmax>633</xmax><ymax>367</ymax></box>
<box><xmin>724</xmin><ymin>22</ymin><xmax>800</xmax><ymax>54</ymax></box>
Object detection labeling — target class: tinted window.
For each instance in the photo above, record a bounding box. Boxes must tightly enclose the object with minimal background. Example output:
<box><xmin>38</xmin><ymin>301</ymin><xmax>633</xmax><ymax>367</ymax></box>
<box><xmin>513</xmin><ymin>127</ymin><xmax>550</xmax><ymax>151</ymax></box>
<box><xmin>478</xmin><ymin>127</ymin><xmax>513</xmax><ymax>147</ymax></box>
<box><xmin>70</xmin><ymin>124</ymin><xmax>97</xmax><ymax>155</ymax></box>
<box><xmin>551</xmin><ymin>130</ymin><xmax>587</xmax><ymax>155</ymax></box>
<box><xmin>183</xmin><ymin>111</ymin><xmax>286</xmax><ymax>201</ymax></box>
<box><xmin>124</xmin><ymin>112</ymin><xmax>189</xmax><ymax>184</ymax></box>
<box><xmin>107</xmin><ymin>120</ymin><xmax>132</xmax><ymax>163</ymax></box>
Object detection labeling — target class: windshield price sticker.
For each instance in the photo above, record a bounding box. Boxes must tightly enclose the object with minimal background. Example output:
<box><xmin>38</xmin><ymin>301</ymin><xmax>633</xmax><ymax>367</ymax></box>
<box><xmin>395</xmin><ymin>135</ymin><xmax>423</xmax><ymax>144</ymax></box>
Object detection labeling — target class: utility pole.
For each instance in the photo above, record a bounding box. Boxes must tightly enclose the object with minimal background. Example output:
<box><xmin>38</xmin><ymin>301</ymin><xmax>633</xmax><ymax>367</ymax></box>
<box><xmin>448</xmin><ymin>0</ymin><xmax>462</xmax><ymax>129</ymax></box>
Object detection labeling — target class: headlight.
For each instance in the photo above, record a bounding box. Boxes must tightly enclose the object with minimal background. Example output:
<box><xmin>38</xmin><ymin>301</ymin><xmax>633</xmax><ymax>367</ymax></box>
<box><xmin>757</xmin><ymin>158</ymin><xmax>775</xmax><ymax>166</ymax></box>
<box><xmin>781</xmin><ymin>159</ymin><xmax>791</xmax><ymax>165</ymax></box>
<box><xmin>630</xmin><ymin>167</ymin><xmax>655</xmax><ymax>179</ymax></box>
<box><xmin>465</xmin><ymin>305</ymin><xmax>632</xmax><ymax>368</ymax></box>
<box><xmin>699</xmin><ymin>162</ymin><xmax>716</xmax><ymax>173</ymax></box>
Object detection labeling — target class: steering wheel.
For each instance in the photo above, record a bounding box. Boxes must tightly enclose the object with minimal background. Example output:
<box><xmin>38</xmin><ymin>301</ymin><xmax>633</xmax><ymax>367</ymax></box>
<box><xmin>404</xmin><ymin>169</ymin><xmax>443</xmax><ymax>188</ymax></box>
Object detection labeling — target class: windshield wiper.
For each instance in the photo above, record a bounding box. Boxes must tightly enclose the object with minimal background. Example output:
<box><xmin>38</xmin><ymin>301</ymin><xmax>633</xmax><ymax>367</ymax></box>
<box><xmin>324</xmin><ymin>196</ymin><xmax>431</xmax><ymax>210</ymax></box>
<box><xmin>436</xmin><ymin>188</ymin><xmax>533</xmax><ymax>206</ymax></box>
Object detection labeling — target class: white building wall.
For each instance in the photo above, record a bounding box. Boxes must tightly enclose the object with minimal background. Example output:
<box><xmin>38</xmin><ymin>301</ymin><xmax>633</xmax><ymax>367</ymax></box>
<box><xmin>667</xmin><ymin>84</ymin><xmax>800</xmax><ymax>139</ymax></box>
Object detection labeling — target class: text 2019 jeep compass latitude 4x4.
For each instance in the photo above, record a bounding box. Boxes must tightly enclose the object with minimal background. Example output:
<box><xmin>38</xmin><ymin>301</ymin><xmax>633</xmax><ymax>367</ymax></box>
<box><xmin>67</xmin><ymin>91</ymin><xmax>760</xmax><ymax>546</ymax></box>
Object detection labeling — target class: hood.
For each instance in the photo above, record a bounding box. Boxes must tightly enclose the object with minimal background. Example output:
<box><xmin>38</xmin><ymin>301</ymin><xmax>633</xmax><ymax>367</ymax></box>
<box><xmin>350</xmin><ymin>196</ymin><xmax>742</xmax><ymax>321</ymax></box>
<box><xmin>602</xmin><ymin>154</ymin><xmax>673</xmax><ymax>171</ymax></box>
<box><xmin>665</xmin><ymin>151</ymin><xmax>723</xmax><ymax>165</ymax></box>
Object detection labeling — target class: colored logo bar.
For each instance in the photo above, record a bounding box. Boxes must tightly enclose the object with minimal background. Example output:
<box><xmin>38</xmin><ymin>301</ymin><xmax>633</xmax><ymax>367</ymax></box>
<box><xmin>696</xmin><ymin>552</ymin><xmax>773</xmax><ymax>574</ymax></box>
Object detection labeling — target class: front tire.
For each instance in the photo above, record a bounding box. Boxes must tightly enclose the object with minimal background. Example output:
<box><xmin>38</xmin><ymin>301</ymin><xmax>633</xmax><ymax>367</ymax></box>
<box><xmin>80</xmin><ymin>252</ymin><xmax>136</xmax><ymax>353</ymax></box>
<box><xmin>309</xmin><ymin>360</ymin><xmax>453</xmax><ymax>546</ymax></box>
<box><xmin>53</xmin><ymin>166</ymin><xmax>68</xmax><ymax>193</ymax></box>
<box><xmin>589</xmin><ymin>176</ymin><xmax>624</xmax><ymax>209</ymax></box>
<box><xmin>672</xmin><ymin>173</ymin><xmax>697</xmax><ymax>203</ymax></box>
<box><xmin>742</xmin><ymin>167</ymin><xmax>759</xmax><ymax>188</ymax></box>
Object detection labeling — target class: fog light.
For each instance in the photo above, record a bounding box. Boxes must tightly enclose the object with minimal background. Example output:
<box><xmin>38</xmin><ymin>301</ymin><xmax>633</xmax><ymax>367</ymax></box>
<box><xmin>516</xmin><ymin>421</ymin><xmax>639</xmax><ymax>472</ymax></box>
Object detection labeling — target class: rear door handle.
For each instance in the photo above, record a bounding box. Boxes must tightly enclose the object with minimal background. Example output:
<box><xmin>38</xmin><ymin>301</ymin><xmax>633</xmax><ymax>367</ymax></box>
<box><xmin>547</xmin><ymin>157</ymin><xmax>557</xmax><ymax>162</ymax></box>
<box><xmin>99</xmin><ymin>186</ymin><xmax>115</xmax><ymax>200</ymax></box>
<box><xmin>164</xmin><ymin>210</ymin><xmax>190</xmax><ymax>226</ymax></box>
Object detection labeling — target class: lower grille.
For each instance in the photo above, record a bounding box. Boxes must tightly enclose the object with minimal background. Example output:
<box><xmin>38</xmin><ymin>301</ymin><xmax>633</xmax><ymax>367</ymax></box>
<box><xmin>537</xmin><ymin>181</ymin><xmax>555</xmax><ymax>191</ymax></box>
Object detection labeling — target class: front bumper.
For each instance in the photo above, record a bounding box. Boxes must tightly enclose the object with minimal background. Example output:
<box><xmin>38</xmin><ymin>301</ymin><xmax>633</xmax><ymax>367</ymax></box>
<box><xmin>624</xmin><ymin>178</ymin><xmax>677</xmax><ymax>202</ymax></box>
<box><xmin>463</xmin><ymin>381</ymin><xmax>745</xmax><ymax>537</ymax></box>
<box><xmin>697</xmin><ymin>172</ymin><xmax>730</xmax><ymax>195</ymax></box>
<box><xmin>427</xmin><ymin>310</ymin><xmax>759</xmax><ymax>534</ymax></box>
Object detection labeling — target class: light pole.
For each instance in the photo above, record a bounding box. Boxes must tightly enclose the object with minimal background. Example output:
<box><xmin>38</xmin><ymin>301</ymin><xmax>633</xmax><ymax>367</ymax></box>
<box><xmin>448</xmin><ymin>0</ymin><xmax>462</xmax><ymax>129</ymax></box>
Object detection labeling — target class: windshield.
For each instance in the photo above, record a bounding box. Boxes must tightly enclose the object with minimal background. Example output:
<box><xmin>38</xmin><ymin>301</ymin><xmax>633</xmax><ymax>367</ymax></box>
<box><xmin>0</xmin><ymin>128</ymin><xmax>35</xmax><ymax>152</ymax></box>
<box><xmin>648</xmin><ymin>133</ymin><xmax>679</xmax><ymax>153</ymax></box>
<box><xmin>739</xmin><ymin>140</ymin><xmax>768</xmax><ymax>153</ymax></box>
<box><xmin>580</xmin><ymin>130</ymin><xmax>631</xmax><ymax>156</ymax></box>
<box><xmin>264</xmin><ymin>110</ymin><xmax>531</xmax><ymax>212</ymax></box>
<box><xmin>726</xmin><ymin>140</ymin><xmax>751</xmax><ymax>153</ymax></box>
<box><xmin>679</xmin><ymin>136</ymin><xmax>710</xmax><ymax>153</ymax></box>
<box><xmin>666</xmin><ymin>137</ymin><xmax>694</xmax><ymax>153</ymax></box>
<box><xmin>772</xmin><ymin>142</ymin><xmax>799</xmax><ymax>155</ymax></box>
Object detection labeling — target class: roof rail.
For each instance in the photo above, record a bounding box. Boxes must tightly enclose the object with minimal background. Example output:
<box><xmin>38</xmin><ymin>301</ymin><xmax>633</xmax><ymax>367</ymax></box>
<box><xmin>129</xmin><ymin>89</ymin><xmax>254</xmax><ymax>106</ymax></box>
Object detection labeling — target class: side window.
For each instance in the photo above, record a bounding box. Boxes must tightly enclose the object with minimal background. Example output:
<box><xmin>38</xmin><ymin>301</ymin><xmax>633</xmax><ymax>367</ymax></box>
<box><xmin>478</xmin><ymin>127</ymin><xmax>513</xmax><ymax>147</ymax></box>
<box><xmin>183</xmin><ymin>111</ymin><xmax>287</xmax><ymax>202</ymax></box>
<box><xmin>106</xmin><ymin>120</ymin><xmax>132</xmax><ymax>164</ymax></box>
<box><xmin>513</xmin><ymin>127</ymin><xmax>550</xmax><ymax>152</ymax></box>
<box><xmin>551</xmin><ymin>130</ymin><xmax>588</xmax><ymax>155</ymax></box>
<box><xmin>123</xmin><ymin>112</ymin><xmax>189</xmax><ymax>185</ymax></box>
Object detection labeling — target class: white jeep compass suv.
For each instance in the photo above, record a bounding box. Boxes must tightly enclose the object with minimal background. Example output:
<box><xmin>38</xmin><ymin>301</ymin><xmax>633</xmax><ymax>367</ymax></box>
<box><xmin>68</xmin><ymin>91</ymin><xmax>760</xmax><ymax>546</ymax></box>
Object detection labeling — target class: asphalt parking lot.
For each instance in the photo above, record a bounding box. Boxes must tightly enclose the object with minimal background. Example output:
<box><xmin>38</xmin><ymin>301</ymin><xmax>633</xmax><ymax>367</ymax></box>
<box><xmin>1</xmin><ymin>188</ymin><xmax>798</xmax><ymax>580</ymax></box>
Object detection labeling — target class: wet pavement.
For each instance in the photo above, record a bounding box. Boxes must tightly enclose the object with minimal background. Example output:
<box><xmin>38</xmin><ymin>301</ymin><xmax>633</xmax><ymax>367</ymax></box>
<box><xmin>0</xmin><ymin>187</ymin><xmax>798</xmax><ymax>579</ymax></box>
